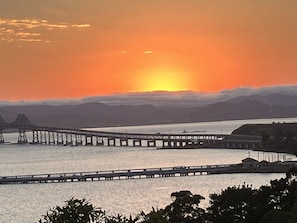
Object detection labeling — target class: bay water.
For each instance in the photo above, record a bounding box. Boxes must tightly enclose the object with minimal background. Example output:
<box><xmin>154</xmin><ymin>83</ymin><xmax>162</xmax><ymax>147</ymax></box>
<box><xmin>0</xmin><ymin>117</ymin><xmax>297</xmax><ymax>222</ymax></box>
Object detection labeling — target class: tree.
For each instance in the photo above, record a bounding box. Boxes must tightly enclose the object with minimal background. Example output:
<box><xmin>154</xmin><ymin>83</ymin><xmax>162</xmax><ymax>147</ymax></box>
<box><xmin>207</xmin><ymin>172</ymin><xmax>297</xmax><ymax>223</ymax></box>
<box><xmin>260</xmin><ymin>210</ymin><xmax>288</xmax><ymax>223</ymax></box>
<box><xmin>139</xmin><ymin>207</ymin><xmax>168</xmax><ymax>223</ymax></box>
<box><xmin>288</xmin><ymin>198</ymin><xmax>297</xmax><ymax>223</ymax></box>
<box><xmin>164</xmin><ymin>190</ymin><xmax>206</xmax><ymax>223</ymax></box>
<box><xmin>207</xmin><ymin>185</ymin><xmax>259</xmax><ymax>223</ymax></box>
<box><xmin>39</xmin><ymin>198</ymin><xmax>104</xmax><ymax>223</ymax></box>
<box><xmin>104</xmin><ymin>213</ymin><xmax>138</xmax><ymax>223</ymax></box>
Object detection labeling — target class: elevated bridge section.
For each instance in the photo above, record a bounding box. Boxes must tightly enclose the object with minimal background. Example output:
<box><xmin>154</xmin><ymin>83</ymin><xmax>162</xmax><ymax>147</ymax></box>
<box><xmin>0</xmin><ymin>114</ymin><xmax>262</xmax><ymax>149</ymax></box>
<box><xmin>0</xmin><ymin>161</ymin><xmax>293</xmax><ymax>185</ymax></box>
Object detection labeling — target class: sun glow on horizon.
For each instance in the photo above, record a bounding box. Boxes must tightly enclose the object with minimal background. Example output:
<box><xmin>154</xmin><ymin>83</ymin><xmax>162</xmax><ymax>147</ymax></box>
<box><xmin>135</xmin><ymin>68</ymin><xmax>191</xmax><ymax>92</ymax></box>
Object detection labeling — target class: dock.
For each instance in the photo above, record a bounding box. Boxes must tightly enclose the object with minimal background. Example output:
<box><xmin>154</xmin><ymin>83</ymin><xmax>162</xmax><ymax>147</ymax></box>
<box><xmin>0</xmin><ymin>161</ymin><xmax>295</xmax><ymax>185</ymax></box>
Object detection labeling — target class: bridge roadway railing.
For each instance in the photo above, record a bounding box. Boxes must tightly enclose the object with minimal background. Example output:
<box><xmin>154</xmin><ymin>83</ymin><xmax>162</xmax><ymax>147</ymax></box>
<box><xmin>6</xmin><ymin>124</ymin><xmax>259</xmax><ymax>140</ymax></box>
<box><xmin>0</xmin><ymin>124</ymin><xmax>262</xmax><ymax>149</ymax></box>
<box><xmin>0</xmin><ymin>161</ymin><xmax>292</xmax><ymax>185</ymax></box>
<box><xmin>26</xmin><ymin>125</ymin><xmax>261</xmax><ymax>141</ymax></box>
<box><xmin>0</xmin><ymin>164</ymin><xmax>232</xmax><ymax>184</ymax></box>
<box><xmin>26</xmin><ymin>125</ymin><xmax>229</xmax><ymax>140</ymax></box>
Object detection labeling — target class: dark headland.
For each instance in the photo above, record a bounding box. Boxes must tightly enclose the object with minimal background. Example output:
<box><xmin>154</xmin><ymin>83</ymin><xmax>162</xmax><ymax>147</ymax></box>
<box><xmin>232</xmin><ymin>122</ymin><xmax>297</xmax><ymax>155</ymax></box>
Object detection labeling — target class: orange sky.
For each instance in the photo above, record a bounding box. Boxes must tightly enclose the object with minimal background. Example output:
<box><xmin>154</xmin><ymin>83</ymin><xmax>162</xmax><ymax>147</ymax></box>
<box><xmin>0</xmin><ymin>0</ymin><xmax>297</xmax><ymax>100</ymax></box>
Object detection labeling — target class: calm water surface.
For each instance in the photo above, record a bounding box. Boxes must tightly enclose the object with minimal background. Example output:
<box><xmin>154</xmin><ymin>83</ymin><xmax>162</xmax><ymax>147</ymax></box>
<box><xmin>0</xmin><ymin>117</ymin><xmax>297</xmax><ymax>222</ymax></box>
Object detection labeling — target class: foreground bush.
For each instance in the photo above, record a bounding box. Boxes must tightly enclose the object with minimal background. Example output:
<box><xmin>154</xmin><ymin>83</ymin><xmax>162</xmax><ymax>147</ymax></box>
<box><xmin>38</xmin><ymin>198</ymin><xmax>104</xmax><ymax>223</ymax></box>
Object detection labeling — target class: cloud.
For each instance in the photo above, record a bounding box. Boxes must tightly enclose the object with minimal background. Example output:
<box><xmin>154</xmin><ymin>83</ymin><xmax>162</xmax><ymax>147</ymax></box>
<box><xmin>18</xmin><ymin>38</ymin><xmax>42</xmax><ymax>42</ymax></box>
<box><xmin>16</xmin><ymin>32</ymin><xmax>41</xmax><ymax>37</ymax></box>
<box><xmin>72</xmin><ymin>24</ymin><xmax>91</xmax><ymax>28</ymax></box>
<box><xmin>77</xmin><ymin>85</ymin><xmax>297</xmax><ymax>107</ymax></box>
<box><xmin>144</xmin><ymin>50</ymin><xmax>153</xmax><ymax>54</ymax></box>
<box><xmin>102</xmin><ymin>50</ymin><xmax>156</xmax><ymax>57</ymax></box>
<box><xmin>1</xmin><ymin>85</ymin><xmax>297</xmax><ymax>107</ymax></box>
<box><xmin>0</xmin><ymin>18</ymin><xmax>91</xmax><ymax>43</ymax></box>
<box><xmin>221</xmin><ymin>85</ymin><xmax>297</xmax><ymax>99</ymax></box>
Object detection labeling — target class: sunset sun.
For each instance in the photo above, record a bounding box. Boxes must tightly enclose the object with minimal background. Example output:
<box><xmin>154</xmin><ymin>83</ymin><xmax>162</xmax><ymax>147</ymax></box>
<box><xmin>136</xmin><ymin>68</ymin><xmax>190</xmax><ymax>92</ymax></box>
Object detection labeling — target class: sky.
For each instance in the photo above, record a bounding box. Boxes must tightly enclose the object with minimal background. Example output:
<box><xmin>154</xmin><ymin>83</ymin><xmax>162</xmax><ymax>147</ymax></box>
<box><xmin>1</xmin><ymin>0</ymin><xmax>297</xmax><ymax>101</ymax></box>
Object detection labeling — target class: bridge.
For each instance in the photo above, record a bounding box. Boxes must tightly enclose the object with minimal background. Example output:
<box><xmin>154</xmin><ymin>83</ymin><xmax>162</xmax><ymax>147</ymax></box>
<box><xmin>0</xmin><ymin>114</ymin><xmax>262</xmax><ymax>149</ymax></box>
<box><xmin>0</xmin><ymin>161</ymin><xmax>293</xmax><ymax>185</ymax></box>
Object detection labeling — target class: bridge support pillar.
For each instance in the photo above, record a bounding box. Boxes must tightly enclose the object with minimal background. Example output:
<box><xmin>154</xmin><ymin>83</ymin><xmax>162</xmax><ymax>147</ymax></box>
<box><xmin>48</xmin><ymin>131</ymin><xmax>55</xmax><ymax>145</ymax></box>
<box><xmin>56</xmin><ymin>132</ymin><xmax>64</xmax><ymax>145</ymax></box>
<box><xmin>18</xmin><ymin>128</ymin><xmax>28</xmax><ymax>144</ymax></box>
<box><xmin>95</xmin><ymin>137</ymin><xmax>104</xmax><ymax>146</ymax></box>
<box><xmin>120</xmin><ymin>138</ymin><xmax>128</xmax><ymax>146</ymax></box>
<box><xmin>74</xmin><ymin>134</ymin><xmax>83</xmax><ymax>146</ymax></box>
<box><xmin>0</xmin><ymin>129</ymin><xmax>4</xmax><ymax>144</ymax></box>
<box><xmin>85</xmin><ymin>135</ymin><xmax>93</xmax><ymax>146</ymax></box>
<box><xmin>65</xmin><ymin>134</ymin><xmax>73</xmax><ymax>146</ymax></box>
<box><xmin>133</xmin><ymin>139</ymin><xmax>141</xmax><ymax>147</ymax></box>
<box><xmin>162</xmin><ymin>140</ymin><xmax>170</xmax><ymax>147</ymax></box>
<box><xmin>179</xmin><ymin>140</ymin><xmax>184</xmax><ymax>147</ymax></box>
<box><xmin>107</xmin><ymin>138</ymin><xmax>115</xmax><ymax>146</ymax></box>
<box><xmin>39</xmin><ymin>131</ymin><xmax>47</xmax><ymax>144</ymax></box>
<box><xmin>31</xmin><ymin>130</ymin><xmax>39</xmax><ymax>144</ymax></box>
<box><xmin>133</xmin><ymin>139</ymin><xmax>142</xmax><ymax>147</ymax></box>
<box><xmin>147</xmin><ymin>140</ymin><xmax>156</xmax><ymax>147</ymax></box>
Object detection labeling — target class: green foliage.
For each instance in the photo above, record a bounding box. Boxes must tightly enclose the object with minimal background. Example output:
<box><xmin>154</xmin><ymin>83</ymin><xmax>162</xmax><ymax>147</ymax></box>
<box><xmin>139</xmin><ymin>208</ymin><xmax>168</xmax><ymax>223</ymax></box>
<box><xmin>104</xmin><ymin>214</ymin><xmax>138</xmax><ymax>223</ymax></box>
<box><xmin>164</xmin><ymin>190</ymin><xmax>206</xmax><ymax>223</ymax></box>
<box><xmin>288</xmin><ymin>198</ymin><xmax>297</xmax><ymax>223</ymax></box>
<box><xmin>38</xmin><ymin>198</ymin><xmax>140</xmax><ymax>223</ymax></box>
<box><xmin>207</xmin><ymin>173</ymin><xmax>297</xmax><ymax>223</ymax></box>
<box><xmin>260</xmin><ymin>210</ymin><xmax>288</xmax><ymax>223</ymax></box>
<box><xmin>208</xmin><ymin>185</ymin><xmax>260</xmax><ymax>223</ymax></box>
<box><xmin>39</xmin><ymin>198</ymin><xmax>104</xmax><ymax>223</ymax></box>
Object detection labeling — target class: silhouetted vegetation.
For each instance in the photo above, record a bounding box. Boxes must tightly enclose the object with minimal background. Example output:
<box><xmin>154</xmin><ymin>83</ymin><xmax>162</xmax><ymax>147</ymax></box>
<box><xmin>38</xmin><ymin>198</ymin><xmax>104</xmax><ymax>223</ymax></box>
<box><xmin>39</xmin><ymin>168</ymin><xmax>297</xmax><ymax>223</ymax></box>
<box><xmin>232</xmin><ymin>122</ymin><xmax>297</xmax><ymax>155</ymax></box>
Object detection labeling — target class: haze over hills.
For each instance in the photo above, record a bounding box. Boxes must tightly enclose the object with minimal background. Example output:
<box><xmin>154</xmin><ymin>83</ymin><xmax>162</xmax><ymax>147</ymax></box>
<box><xmin>1</xmin><ymin>85</ymin><xmax>297</xmax><ymax>128</ymax></box>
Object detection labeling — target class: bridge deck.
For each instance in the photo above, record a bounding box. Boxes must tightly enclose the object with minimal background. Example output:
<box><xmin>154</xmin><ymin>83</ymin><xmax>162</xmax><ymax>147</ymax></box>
<box><xmin>0</xmin><ymin>163</ymin><xmax>291</xmax><ymax>185</ymax></box>
<box><xmin>0</xmin><ymin>114</ymin><xmax>263</xmax><ymax>149</ymax></box>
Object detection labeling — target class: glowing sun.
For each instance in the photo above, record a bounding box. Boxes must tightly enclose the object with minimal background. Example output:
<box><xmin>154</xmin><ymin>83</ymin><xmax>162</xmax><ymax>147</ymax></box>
<box><xmin>136</xmin><ymin>68</ymin><xmax>189</xmax><ymax>92</ymax></box>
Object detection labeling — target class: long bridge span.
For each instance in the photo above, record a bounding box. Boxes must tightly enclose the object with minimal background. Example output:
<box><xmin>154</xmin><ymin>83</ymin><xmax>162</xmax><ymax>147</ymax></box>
<box><xmin>0</xmin><ymin>114</ymin><xmax>262</xmax><ymax>149</ymax></box>
<box><xmin>0</xmin><ymin>161</ymin><xmax>294</xmax><ymax>185</ymax></box>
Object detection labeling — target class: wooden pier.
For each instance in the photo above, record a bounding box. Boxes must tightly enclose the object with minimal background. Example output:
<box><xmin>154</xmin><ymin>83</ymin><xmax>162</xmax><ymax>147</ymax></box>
<box><xmin>0</xmin><ymin>161</ymin><xmax>294</xmax><ymax>185</ymax></box>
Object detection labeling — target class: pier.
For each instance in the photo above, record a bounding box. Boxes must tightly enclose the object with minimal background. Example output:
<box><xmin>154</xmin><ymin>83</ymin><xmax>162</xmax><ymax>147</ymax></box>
<box><xmin>0</xmin><ymin>114</ymin><xmax>262</xmax><ymax>150</ymax></box>
<box><xmin>0</xmin><ymin>160</ymin><xmax>295</xmax><ymax>185</ymax></box>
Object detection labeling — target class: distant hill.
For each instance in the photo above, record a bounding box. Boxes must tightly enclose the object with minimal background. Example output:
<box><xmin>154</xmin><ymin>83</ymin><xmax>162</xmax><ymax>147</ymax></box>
<box><xmin>226</xmin><ymin>93</ymin><xmax>297</xmax><ymax>106</ymax></box>
<box><xmin>0</xmin><ymin>97</ymin><xmax>297</xmax><ymax>129</ymax></box>
<box><xmin>1</xmin><ymin>90</ymin><xmax>297</xmax><ymax>128</ymax></box>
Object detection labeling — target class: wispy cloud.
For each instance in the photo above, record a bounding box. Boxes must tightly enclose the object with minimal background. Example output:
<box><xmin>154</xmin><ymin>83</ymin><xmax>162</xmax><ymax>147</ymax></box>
<box><xmin>0</xmin><ymin>18</ymin><xmax>91</xmax><ymax>43</ymax></box>
<box><xmin>72</xmin><ymin>24</ymin><xmax>91</xmax><ymax>28</ymax></box>
<box><xmin>102</xmin><ymin>50</ymin><xmax>156</xmax><ymax>57</ymax></box>
<box><xmin>144</xmin><ymin>50</ymin><xmax>153</xmax><ymax>54</ymax></box>
<box><xmin>16</xmin><ymin>32</ymin><xmax>41</xmax><ymax>37</ymax></box>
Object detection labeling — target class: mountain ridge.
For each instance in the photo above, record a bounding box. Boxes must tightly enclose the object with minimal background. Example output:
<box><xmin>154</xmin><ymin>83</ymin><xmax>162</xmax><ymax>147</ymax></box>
<box><xmin>1</xmin><ymin>92</ymin><xmax>297</xmax><ymax>128</ymax></box>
